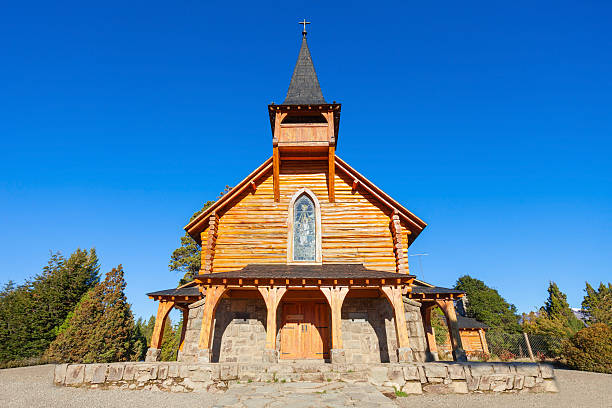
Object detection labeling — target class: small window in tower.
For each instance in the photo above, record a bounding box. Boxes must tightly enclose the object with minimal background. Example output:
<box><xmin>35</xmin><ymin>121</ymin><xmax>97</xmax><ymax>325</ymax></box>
<box><xmin>293</xmin><ymin>194</ymin><xmax>316</xmax><ymax>261</ymax></box>
<box><xmin>281</xmin><ymin>114</ymin><xmax>327</xmax><ymax>124</ymax></box>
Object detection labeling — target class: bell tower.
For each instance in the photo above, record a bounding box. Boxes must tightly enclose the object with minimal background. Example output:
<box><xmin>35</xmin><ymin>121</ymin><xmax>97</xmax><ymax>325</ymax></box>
<box><xmin>268</xmin><ymin>22</ymin><xmax>341</xmax><ymax>203</ymax></box>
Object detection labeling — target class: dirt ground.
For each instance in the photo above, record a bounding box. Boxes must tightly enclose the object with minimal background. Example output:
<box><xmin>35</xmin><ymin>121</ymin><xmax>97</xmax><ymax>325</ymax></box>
<box><xmin>0</xmin><ymin>364</ymin><xmax>610</xmax><ymax>408</ymax></box>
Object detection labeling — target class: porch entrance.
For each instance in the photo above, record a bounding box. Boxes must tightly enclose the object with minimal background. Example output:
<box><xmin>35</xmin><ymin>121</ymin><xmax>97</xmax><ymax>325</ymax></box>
<box><xmin>280</xmin><ymin>301</ymin><xmax>330</xmax><ymax>360</ymax></box>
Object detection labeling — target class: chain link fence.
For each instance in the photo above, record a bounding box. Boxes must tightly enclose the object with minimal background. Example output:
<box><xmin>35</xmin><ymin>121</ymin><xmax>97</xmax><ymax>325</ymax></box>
<box><xmin>485</xmin><ymin>331</ymin><xmax>564</xmax><ymax>361</ymax></box>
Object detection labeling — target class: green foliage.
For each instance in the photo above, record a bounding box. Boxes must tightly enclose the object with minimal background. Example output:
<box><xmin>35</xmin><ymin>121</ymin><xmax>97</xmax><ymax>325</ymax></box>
<box><xmin>430</xmin><ymin>307</ymin><xmax>448</xmax><ymax>346</ymax></box>
<box><xmin>160</xmin><ymin>318</ymin><xmax>179</xmax><ymax>361</ymax></box>
<box><xmin>45</xmin><ymin>265</ymin><xmax>139</xmax><ymax>363</ymax></box>
<box><xmin>0</xmin><ymin>249</ymin><xmax>99</xmax><ymax>363</ymax></box>
<box><xmin>454</xmin><ymin>275</ymin><xmax>521</xmax><ymax>333</ymax></box>
<box><xmin>523</xmin><ymin>282</ymin><xmax>584</xmax><ymax>338</ymax></box>
<box><xmin>169</xmin><ymin>201</ymin><xmax>214</xmax><ymax>285</ymax></box>
<box><xmin>562</xmin><ymin>323</ymin><xmax>612</xmax><ymax>374</ymax></box>
<box><xmin>582</xmin><ymin>282</ymin><xmax>612</xmax><ymax>326</ymax></box>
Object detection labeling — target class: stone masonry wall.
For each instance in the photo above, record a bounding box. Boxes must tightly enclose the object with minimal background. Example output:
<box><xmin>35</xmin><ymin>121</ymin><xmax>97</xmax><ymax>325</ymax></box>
<box><xmin>340</xmin><ymin>297</ymin><xmax>427</xmax><ymax>363</ymax></box>
<box><xmin>54</xmin><ymin>361</ymin><xmax>558</xmax><ymax>394</ymax></box>
<box><xmin>179</xmin><ymin>296</ymin><xmax>427</xmax><ymax>364</ymax></box>
<box><xmin>178</xmin><ymin>297</ymin><xmax>267</xmax><ymax>364</ymax></box>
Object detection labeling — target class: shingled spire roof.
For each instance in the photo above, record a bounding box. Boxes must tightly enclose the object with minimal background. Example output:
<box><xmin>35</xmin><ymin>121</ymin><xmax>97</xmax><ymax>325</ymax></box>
<box><xmin>283</xmin><ymin>34</ymin><xmax>326</xmax><ymax>105</ymax></box>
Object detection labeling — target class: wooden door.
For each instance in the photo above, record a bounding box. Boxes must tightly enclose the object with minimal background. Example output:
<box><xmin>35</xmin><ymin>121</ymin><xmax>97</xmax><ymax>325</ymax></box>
<box><xmin>280</xmin><ymin>302</ymin><xmax>330</xmax><ymax>360</ymax></box>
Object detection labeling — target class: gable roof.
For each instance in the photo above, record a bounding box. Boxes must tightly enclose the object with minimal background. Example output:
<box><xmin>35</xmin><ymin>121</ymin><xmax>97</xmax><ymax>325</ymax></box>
<box><xmin>184</xmin><ymin>155</ymin><xmax>427</xmax><ymax>244</ymax></box>
<box><xmin>283</xmin><ymin>35</ymin><xmax>326</xmax><ymax>105</ymax></box>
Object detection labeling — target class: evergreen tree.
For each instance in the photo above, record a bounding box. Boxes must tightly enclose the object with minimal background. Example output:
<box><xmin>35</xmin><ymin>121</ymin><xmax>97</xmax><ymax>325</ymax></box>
<box><xmin>582</xmin><ymin>282</ymin><xmax>612</xmax><ymax>326</ymax></box>
<box><xmin>523</xmin><ymin>282</ymin><xmax>584</xmax><ymax>339</ymax></box>
<box><xmin>169</xmin><ymin>202</ymin><xmax>214</xmax><ymax>284</ymax></box>
<box><xmin>160</xmin><ymin>318</ymin><xmax>179</xmax><ymax>361</ymax></box>
<box><xmin>0</xmin><ymin>249</ymin><xmax>99</xmax><ymax>363</ymax></box>
<box><xmin>45</xmin><ymin>265</ymin><xmax>137</xmax><ymax>363</ymax></box>
<box><xmin>454</xmin><ymin>275</ymin><xmax>521</xmax><ymax>333</ymax></box>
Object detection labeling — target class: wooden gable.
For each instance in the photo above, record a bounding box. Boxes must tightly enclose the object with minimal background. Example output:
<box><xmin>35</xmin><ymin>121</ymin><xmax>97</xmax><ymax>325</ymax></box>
<box><xmin>186</xmin><ymin>156</ymin><xmax>426</xmax><ymax>274</ymax></box>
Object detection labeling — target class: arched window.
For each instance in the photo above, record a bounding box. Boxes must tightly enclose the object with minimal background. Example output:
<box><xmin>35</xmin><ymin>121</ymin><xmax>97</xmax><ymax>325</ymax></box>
<box><xmin>293</xmin><ymin>194</ymin><xmax>316</xmax><ymax>261</ymax></box>
<box><xmin>287</xmin><ymin>188</ymin><xmax>322</xmax><ymax>264</ymax></box>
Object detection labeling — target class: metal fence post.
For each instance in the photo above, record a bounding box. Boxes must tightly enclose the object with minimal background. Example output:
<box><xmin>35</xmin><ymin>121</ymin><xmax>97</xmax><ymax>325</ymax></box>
<box><xmin>523</xmin><ymin>332</ymin><xmax>535</xmax><ymax>362</ymax></box>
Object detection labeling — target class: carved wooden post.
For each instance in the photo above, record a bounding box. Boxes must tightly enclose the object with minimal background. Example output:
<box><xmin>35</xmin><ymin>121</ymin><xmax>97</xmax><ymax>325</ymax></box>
<box><xmin>145</xmin><ymin>300</ymin><xmax>175</xmax><ymax>361</ymax></box>
<box><xmin>436</xmin><ymin>299</ymin><xmax>467</xmax><ymax>362</ymax></box>
<box><xmin>258</xmin><ymin>287</ymin><xmax>287</xmax><ymax>363</ymax></box>
<box><xmin>197</xmin><ymin>285</ymin><xmax>227</xmax><ymax>362</ymax></box>
<box><xmin>381</xmin><ymin>286</ymin><xmax>413</xmax><ymax>362</ymax></box>
<box><xmin>320</xmin><ymin>286</ymin><xmax>349</xmax><ymax>363</ymax></box>
<box><xmin>420</xmin><ymin>304</ymin><xmax>439</xmax><ymax>361</ymax></box>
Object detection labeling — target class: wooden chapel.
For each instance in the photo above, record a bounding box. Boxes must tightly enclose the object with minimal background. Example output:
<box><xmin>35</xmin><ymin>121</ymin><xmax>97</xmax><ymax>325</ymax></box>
<box><xmin>145</xmin><ymin>25</ymin><xmax>468</xmax><ymax>365</ymax></box>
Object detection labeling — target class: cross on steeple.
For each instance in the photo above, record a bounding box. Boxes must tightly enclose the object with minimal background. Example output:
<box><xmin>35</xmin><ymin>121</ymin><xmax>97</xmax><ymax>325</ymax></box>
<box><xmin>299</xmin><ymin>19</ymin><xmax>311</xmax><ymax>36</ymax></box>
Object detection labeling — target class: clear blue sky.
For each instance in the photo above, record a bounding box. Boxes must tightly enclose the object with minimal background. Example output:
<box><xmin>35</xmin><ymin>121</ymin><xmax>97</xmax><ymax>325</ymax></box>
<box><xmin>1</xmin><ymin>1</ymin><xmax>610</xmax><ymax>320</ymax></box>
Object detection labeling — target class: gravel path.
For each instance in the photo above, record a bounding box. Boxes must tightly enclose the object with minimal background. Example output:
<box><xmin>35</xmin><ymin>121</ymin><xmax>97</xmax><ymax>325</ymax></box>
<box><xmin>0</xmin><ymin>364</ymin><xmax>610</xmax><ymax>407</ymax></box>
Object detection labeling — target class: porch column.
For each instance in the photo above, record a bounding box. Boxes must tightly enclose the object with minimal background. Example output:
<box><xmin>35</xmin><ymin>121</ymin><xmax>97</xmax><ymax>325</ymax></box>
<box><xmin>436</xmin><ymin>299</ymin><xmax>467</xmax><ymax>362</ymax></box>
<box><xmin>381</xmin><ymin>286</ymin><xmax>413</xmax><ymax>362</ymax></box>
<box><xmin>145</xmin><ymin>300</ymin><xmax>175</xmax><ymax>361</ymax></box>
<box><xmin>420</xmin><ymin>304</ymin><xmax>439</xmax><ymax>361</ymax></box>
<box><xmin>197</xmin><ymin>285</ymin><xmax>227</xmax><ymax>363</ymax></box>
<box><xmin>320</xmin><ymin>286</ymin><xmax>349</xmax><ymax>363</ymax></box>
<box><xmin>478</xmin><ymin>328</ymin><xmax>489</xmax><ymax>355</ymax></box>
<box><xmin>258</xmin><ymin>287</ymin><xmax>287</xmax><ymax>363</ymax></box>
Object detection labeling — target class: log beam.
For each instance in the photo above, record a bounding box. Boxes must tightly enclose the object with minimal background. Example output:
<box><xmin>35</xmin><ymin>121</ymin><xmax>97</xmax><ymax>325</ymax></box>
<box><xmin>381</xmin><ymin>286</ymin><xmax>412</xmax><ymax>361</ymax></box>
<box><xmin>273</xmin><ymin>146</ymin><xmax>280</xmax><ymax>202</ymax></box>
<box><xmin>197</xmin><ymin>285</ymin><xmax>228</xmax><ymax>361</ymax></box>
<box><xmin>328</xmin><ymin>145</ymin><xmax>335</xmax><ymax>203</ymax></box>
<box><xmin>390</xmin><ymin>211</ymin><xmax>409</xmax><ymax>274</ymax></box>
<box><xmin>202</xmin><ymin>213</ymin><xmax>218</xmax><ymax>274</ymax></box>
<box><xmin>435</xmin><ymin>299</ymin><xmax>467</xmax><ymax>362</ymax></box>
<box><xmin>320</xmin><ymin>286</ymin><xmax>349</xmax><ymax>349</ymax></box>
<box><xmin>258</xmin><ymin>287</ymin><xmax>287</xmax><ymax>351</ymax></box>
<box><xmin>420</xmin><ymin>304</ymin><xmax>439</xmax><ymax>361</ymax></box>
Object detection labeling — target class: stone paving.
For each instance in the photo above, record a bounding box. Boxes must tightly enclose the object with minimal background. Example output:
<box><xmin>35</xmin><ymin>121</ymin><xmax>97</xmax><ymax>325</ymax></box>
<box><xmin>210</xmin><ymin>381</ymin><xmax>396</xmax><ymax>408</ymax></box>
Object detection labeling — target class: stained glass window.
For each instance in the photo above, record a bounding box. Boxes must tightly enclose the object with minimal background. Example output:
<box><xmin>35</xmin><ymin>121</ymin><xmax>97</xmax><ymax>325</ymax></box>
<box><xmin>293</xmin><ymin>194</ymin><xmax>316</xmax><ymax>261</ymax></box>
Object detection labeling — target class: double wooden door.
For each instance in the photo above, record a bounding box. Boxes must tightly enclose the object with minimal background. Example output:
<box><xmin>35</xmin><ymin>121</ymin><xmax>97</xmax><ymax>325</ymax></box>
<box><xmin>280</xmin><ymin>302</ymin><xmax>330</xmax><ymax>360</ymax></box>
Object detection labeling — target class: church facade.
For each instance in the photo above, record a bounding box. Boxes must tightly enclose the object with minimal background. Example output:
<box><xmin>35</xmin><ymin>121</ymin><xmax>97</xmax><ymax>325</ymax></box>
<box><xmin>145</xmin><ymin>29</ymin><xmax>468</xmax><ymax>365</ymax></box>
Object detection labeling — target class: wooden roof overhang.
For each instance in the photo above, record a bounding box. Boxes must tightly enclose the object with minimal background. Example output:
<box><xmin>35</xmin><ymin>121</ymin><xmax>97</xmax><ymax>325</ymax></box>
<box><xmin>193</xmin><ymin>264</ymin><xmax>414</xmax><ymax>290</ymax></box>
<box><xmin>268</xmin><ymin>103</ymin><xmax>342</xmax><ymax>140</ymax></box>
<box><xmin>184</xmin><ymin>155</ymin><xmax>427</xmax><ymax>244</ymax></box>
<box><xmin>146</xmin><ymin>284</ymin><xmax>204</xmax><ymax>303</ymax></box>
<box><xmin>407</xmin><ymin>286</ymin><xmax>466</xmax><ymax>302</ymax></box>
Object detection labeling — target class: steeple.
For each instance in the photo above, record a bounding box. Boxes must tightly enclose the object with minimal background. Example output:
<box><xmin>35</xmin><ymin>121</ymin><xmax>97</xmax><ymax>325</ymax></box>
<box><xmin>268</xmin><ymin>22</ymin><xmax>342</xmax><ymax>204</ymax></box>
<box><xmin>283</xmin><ymin>33</ymin><xmax>326</xmax><ymax>105</ymax></box>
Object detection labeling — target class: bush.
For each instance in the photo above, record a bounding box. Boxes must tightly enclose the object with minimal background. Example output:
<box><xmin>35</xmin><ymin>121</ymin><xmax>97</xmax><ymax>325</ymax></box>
<box><xmin>562</xmin><ymin>323</ymin><xmax>612</xmax><ymax>374</ymax></box>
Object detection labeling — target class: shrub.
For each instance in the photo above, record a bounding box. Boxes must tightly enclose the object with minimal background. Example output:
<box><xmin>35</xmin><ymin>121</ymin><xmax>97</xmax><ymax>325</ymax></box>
<box><xmin>562</xmin><ymin>323</ymin><xmax>612</xmax><ymax>374</ymax></box>
<box><xmin>499</xmin><ymin>349</ymin><xmax>516</xmax><ymax>361</ymax></box>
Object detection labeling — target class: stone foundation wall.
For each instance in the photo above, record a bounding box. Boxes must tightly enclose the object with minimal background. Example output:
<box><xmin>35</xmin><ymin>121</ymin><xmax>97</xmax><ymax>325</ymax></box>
<box><xmin>178</xmin><ymin>298</ymin><xmax>268</xmax><ymax>363</ymax></box>
<box><xmin>178</xmin><ymin>296</ymin><xmax>428</xmax><ymax>364</ymax></box>
<box><xmin>54</xmin><ymin>362</ymin><xmax>558</xmax><ymax>394</ymax></box>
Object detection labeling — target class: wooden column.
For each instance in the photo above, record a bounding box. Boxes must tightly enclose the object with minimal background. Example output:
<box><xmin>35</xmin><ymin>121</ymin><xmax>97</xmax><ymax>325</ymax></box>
<box><xmin>150</xmin><ymin>301</ymin><xmax>175</xmax><ymax>349</ymax></box>
<box><xmin>420</xmin><ymin>304</ymin><xmax>439</xmax><ymax>361</ymax></box>
<box><xmin>320</xmin><ymin>287</ymin><xmax>349</xmax><ymax>350</ymax></box>
<box><xmin>381</xmin><ymin>286</ymin><xmax>412</xmax><ymax>361</ymax></box>
<box><xmin>178</xmin><ymin>307</ymin><xmax>189</xmax><ymax>352</ymax></box>
<box><xmin>479</xmin><ymin>329</ymin><xmax>490</xmax><ymax>355</ymax></box>
<box><xmin>145</xmin><ymin>300</ymin><xmax>175</xmax><ymax>361</ymax></box>
<box><xmin>390</xmin><ymin>211</ymin><xmax>409</xmax><ymax>274</ymax></box>
<box><xmin>258</xmin><ymin>287</ymin><xmax>287</xmax><ymax>360</ymax></box>
<box><xmin>197</xmin><ymin>285</ymin><xmax>227</xmax><ymax>361</ymax></box>
<box><xmin>328</xmin><ymin>145</ymin><xmax>335</xmax><ymax>203</ymax></box>
<box><xmin>436</xmin><ymin>299</ymin><xmax>467</xmax><ymax>362</ymax></box>
<box><xmin>273</xmin><ymin>146</ymin><xmax>280</xmax><ymax>202</ymax></box>
<box><xmin>202</xmin><ymin>213</ymin><xmax>218</xmax><ymax>274</ymax></box>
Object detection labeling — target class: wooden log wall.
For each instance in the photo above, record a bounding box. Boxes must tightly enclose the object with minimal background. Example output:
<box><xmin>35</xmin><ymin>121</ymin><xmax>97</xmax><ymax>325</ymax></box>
<box><xmin>209</xmin><ymin>160</ymin><xmax>413</xmax><ymax>273</ymax></box>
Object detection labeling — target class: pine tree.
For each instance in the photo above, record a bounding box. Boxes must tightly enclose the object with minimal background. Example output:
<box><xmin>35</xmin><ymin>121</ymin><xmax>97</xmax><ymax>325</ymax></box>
<box><xmin>582</xmin><ymin>282</ymin><xmax>612</xmax><ymax>326</ymax></box>
<box><xmin>523</xmin><ymin>282</ymin><xmax>584</xmax><ymax>338</ymax></box>
<box><xmin>0</xmin><ymin>249</ymin><xmax>99</xmax><ymax>363</ymax></box>
<box><xmin>45</xmin><ymin>265</ymin><xmax>137</xmax><ymax>363</ymax></box>
<box><xmin>160</xmin><ymin>318</ymin><xmax>179</xmax><ymax>361</ymax></box>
